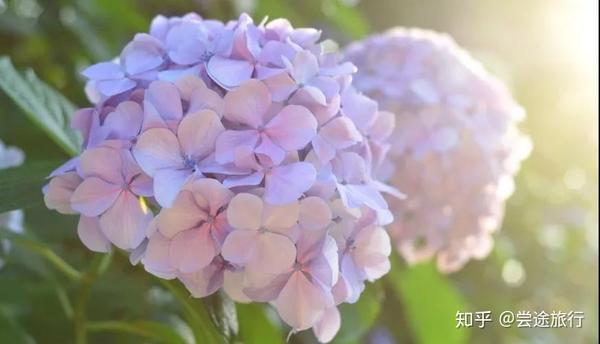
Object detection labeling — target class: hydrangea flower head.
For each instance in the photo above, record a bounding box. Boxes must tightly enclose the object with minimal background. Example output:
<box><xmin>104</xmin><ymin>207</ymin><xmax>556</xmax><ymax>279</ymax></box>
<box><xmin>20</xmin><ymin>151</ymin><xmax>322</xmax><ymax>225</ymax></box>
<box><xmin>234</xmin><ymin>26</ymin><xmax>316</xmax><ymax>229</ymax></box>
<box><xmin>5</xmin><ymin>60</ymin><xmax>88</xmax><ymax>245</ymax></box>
<box><xmin>345</xmin><ymin>28</ymin><xmax>531</xmax><ymax>273</ymax></box>
<box><xmin>43</xmin><ymin>13</ymin><xmax>399</xmax><ymax>341</ymax></box>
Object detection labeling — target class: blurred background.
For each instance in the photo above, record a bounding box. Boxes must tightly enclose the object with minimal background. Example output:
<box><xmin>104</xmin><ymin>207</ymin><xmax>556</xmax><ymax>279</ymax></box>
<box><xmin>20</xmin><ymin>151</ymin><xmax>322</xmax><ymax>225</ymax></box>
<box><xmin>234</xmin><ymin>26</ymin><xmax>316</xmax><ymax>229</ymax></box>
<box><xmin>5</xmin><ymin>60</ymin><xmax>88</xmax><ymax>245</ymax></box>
<box><xmin>0</xmin><ymin>0</ymin><xmax>597</xmax><ymax>343</ymax></box>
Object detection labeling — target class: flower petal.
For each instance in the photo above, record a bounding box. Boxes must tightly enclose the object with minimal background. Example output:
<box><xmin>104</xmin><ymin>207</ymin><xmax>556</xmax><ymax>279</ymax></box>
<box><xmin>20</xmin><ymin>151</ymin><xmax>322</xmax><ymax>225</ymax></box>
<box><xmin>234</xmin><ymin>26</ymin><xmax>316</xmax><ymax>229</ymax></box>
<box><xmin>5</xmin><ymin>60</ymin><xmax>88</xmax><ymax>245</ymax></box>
<box><xmin>177</xmin><ymin>110</ymin><xmax>224</xmax><ymax>159</ymax></box>
<box><xmin>221</xmin><ymin>229</ymin><xmax>259</xmax><ymax>265</ymax></box>
<box><xmin>299</xmin><ymin>197</ymin><xmax>332</xmax><ymax>231</ymax></box>
<box><xmin>77</xmin><ymin>216</ymin><xmax>111</xmax><ymax>253</ymax></box>
<box><xmin>145</xmin><ymin>80</ymin><xmax>183</xmax><ymax>122</ymax></box>
<box><xmin>313</xmin><ymin>307</ymin><xmax>341</xmax><ymax>343</ymax></box>
<box><xmin>226</xmin><ymin>193</ymin><xmax>263</xmax><ymax>230</ymax></box>
<box><xmin>264</xmin><ymin>162</ymin><xmax>316</xmax><ymax>204</ymax></box>
<box><xmin>44</xmin><ymin>172</ymin><xmax>82</xmax><ymax>215</ymax></box>
<box><xmin>153</xmin><ymin>168</ymin><xmax>192</xmax><ymax>208</ymax></box>
<box><xmin>99</xmin><ymin>191</ymin><xmax>152</xmax><ymax>250</ymax></box>
<box><xmin>207</xmin><ymin>56</ymin><xmax>254</xmax><ymax>90</ymax></box>
<box><xmin>215</xmin><ymin>130</ymin><xmax>259</xmax><ymax>164</ymax></box>
<box><xmin>223</xmin><ymin>79</ymin><xmax>270</xmax><ymax>128</ymax></box>
<box><xmin>133</xmin><ymin>128</ymin><xmax>183</xmax><ymax>176</ymax></box>
<box><xmin>275</xmin><ymin>271</ymin><xmax>332</xmax><ymax>330</ymax></box>
<box><xmin>157</xmin><ymin>189</ymin><xmax>206</xmax><ymax>238</ymax></box>
<box><xmin>265</xmin><ymin>105</ymin><xmax>317</xmax><ymax>151</ymax></box>
<box><xmin>71</xmin><ymin>177</ymin><xmax>121</xmax><ymax>217</ymax></box>
<box><xmin>169</xmin><ymin>224</ymin><xmax>216</xmax><ymax>272</ymax></box>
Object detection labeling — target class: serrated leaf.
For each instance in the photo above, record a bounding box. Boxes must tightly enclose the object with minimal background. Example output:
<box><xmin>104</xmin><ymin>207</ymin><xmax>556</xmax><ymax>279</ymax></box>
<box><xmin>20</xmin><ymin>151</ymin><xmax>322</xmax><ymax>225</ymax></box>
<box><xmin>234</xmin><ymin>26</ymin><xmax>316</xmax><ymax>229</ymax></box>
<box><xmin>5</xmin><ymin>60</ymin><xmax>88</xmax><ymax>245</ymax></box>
<box><xmin>0</xmin><ymin>57</ymin><xmax>81</xmax><ymax>155</ymax></box>
<box><xmin>237</xmin><ymin>303</ymin><xmax>283</xmax><ymax>344</ymax></box>
<box><xmin>387</xmin><ymin>257</ymin><xmax>469</xmax><ymax>344</ymax></box>
<box><xmin>332</xmin><ymin>283</ymin><xmax>384</xmax><ymax>344</ymax></box>
<box><xmin>86</xmin><ymin>320</ymin><xmax>188</xmax><ymax>344</ymax></box>
<box><xmin>0</xmin><ymin>160</ymin><xmax>60</xmax><ymax>213</ymax></box>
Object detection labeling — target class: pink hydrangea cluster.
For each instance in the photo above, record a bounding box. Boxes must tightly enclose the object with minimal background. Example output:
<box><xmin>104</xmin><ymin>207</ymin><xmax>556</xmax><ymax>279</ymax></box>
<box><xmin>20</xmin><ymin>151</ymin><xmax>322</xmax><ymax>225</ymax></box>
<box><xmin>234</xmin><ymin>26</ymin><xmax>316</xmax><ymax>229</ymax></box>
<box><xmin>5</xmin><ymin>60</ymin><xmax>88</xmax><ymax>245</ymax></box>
<box><xmin>43</xmin><ymin>13</ymin><xmax>398</xmax><ymax>341</ymax></box>
<box><xmin>344</xmin><ymin>28</ymin><xmax>531</xmax><ymax>273</ymax></box>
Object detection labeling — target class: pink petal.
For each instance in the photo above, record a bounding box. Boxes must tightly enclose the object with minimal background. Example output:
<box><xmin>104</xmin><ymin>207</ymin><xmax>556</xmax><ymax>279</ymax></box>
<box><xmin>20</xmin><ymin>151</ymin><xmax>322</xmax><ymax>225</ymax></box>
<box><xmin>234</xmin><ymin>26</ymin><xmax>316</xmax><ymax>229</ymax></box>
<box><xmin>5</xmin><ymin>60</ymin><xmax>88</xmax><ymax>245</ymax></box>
<box><xmin>226</xmin><ymin>193</ymin><xmax>262</xmax><ymax>230</ymax></box>
<box><xmin>251</xmin><ymin>232</ymin><xmax>297</xmax><ymax>274</ymax></box>
<box><xmin>178</xmin><ymin>261</ymin><xmax>223</xmax><ymax>297</ymax></box>
<box><xmin>77</xmin><ymin>216</ymin><xmax>111</xmax><ymax>253</ymax></box>
<box><xmin>313</xmin><ymin>307</ymin><xmax>341</xmax><ymax>343</ymax></box>
<box><xmin>262</xmin><ymin>72</ymin><xmax>297</xmax><ymax>102</ymax></box>
<box><xmin>99</xmin><ymin>191</ymin><xmax>152</xmax><ymax>250</ymax></box>
<box><xmin>177</xmin><ymin>110</ymin><xmax>224</xmax><ymax>159</ymax></box>
<box><xmin>71</xmin><ymin>177</ymin><xmax>121</xmax><ymax>217</ymax></box>
<box><xmin>320</xmin><ymin>117</ymin><xmax>362</xmax><ymax>149</ymax></box>
<box><xmin>221</xmin><ymin>229</ymin><xmax>259</xmax><ymax>265</ymax></box>
<box><xmin>262</xmin><ymin>201</ymin><xmax>300</xmax><ymax>230</ymax></box>
<box><xmin>189</xmin><ymin>87</ymin><xmax>225</xmax><ymax>115</ymax></box>
<box><xmin>299</xmin><ymin>197</ymin><xmax>331</xmax><ymax>231</ymax></box>
<box><xmin>186</xmin><ymin>178</ymin><xmax>233</xmax><ymax>215</ymax></box>
<box><xmin>143</xmin><ymin>233</ymin><xmax>177</xmax><ymax>279</ymax></box>
<box><xmin>275</xmin><ymin>271</ymin><xmax>332</xmax><ymax>330</ymax></box>
<box><xmin>223</xmin><ymin>269</ymin><xmax>251</xmax><ymax>303</ymax></box>
<box><xmin>215</xmin><ymin>130</ymin><xmax>259</xmax><ymax>164</ymax></box>
<box><xmin>207</xmin><ymin>56</ymin><xmax>254</xmax><ymax>90</ymax></box>
<box><xmin>78</xmin><ymin>146</ymin><xmax>123</xmax><ymax>183</ymax></box>
<box><xmin>223</xmin><ymin>79</ymin><xmax>270</xmax><ymax>128</ymax></box>
<box><xmin>265</xmin><ymin>105</ymin><xmax>317</xmax><ymax>151</ymax></box>
<box><xmin>44</xmin><ymin>172</ymin><xmax>82</xmax><ymax>215</ymax></box>
<box><xmin>169</xmin><ymin>224</ymin><xmax>216</xmax><ymax>272</ymax></box>
<box><xmin>157</xmin><ymin>189</ymin><xmax>207</xmax><ymax>238</ymax></box>
<box><xmin>133</xmin><ymin>128</ymin><xmax>183</xmax><ymax>176</ymax></box>
<box><xmin>264</xmin><ymin>162</ymin><xmax>317</xmax><ymax>204</ymax></box>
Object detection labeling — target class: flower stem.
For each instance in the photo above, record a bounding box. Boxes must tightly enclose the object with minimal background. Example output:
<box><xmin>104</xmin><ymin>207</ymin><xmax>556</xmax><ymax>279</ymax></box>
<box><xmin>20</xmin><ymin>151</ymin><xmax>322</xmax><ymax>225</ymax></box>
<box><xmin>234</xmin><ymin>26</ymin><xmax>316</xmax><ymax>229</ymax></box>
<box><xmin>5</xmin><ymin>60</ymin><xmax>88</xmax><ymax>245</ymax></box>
<box><xmin>74</xmin><ymin>251</ymin><xmax>113</xmax><ymax>344</ymax></box>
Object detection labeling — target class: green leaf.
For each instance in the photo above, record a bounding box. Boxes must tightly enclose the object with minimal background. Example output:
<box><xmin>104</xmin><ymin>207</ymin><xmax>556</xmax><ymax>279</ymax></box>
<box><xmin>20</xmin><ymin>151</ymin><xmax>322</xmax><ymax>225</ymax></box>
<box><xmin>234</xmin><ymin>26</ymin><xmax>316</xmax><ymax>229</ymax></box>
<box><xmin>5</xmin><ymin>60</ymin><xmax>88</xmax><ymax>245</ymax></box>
<box><xmin>237</xmin><ymin>303</ymin><xmax>283</xmax><ymax>344</ymax></box>
<box><xmin>0</xmin><ymin>306</ymin><xmax>35</xmax><ymax>344</ymax></box>
<box><xmin>332</xmin><ymin>283</ymin><xmax>384</xmax><ymax>344</ymax></box>
<box><xmin>204</xmin><ymin>292</ymin><xmax>238</xmax><ymax>342</ymax></box>
<box><xmin>320</xmin><ymin>0</ymin><xmax>369</xmax><ymax>39</ymax></box>
<box><xmin>0</xmin><ymin>160</ymin><xmax>61</xmax><ymax>213</ymax></box>
<box><xmin>86</xmin><ymin>320</ymin><xmax>188</xmax><ymax>344</ymax></box>
<box><xmin>160</xmin><ymin>279</ymin><xmax>224</xmax><ymax>344</ymax></box>
<box><xmin>0</xmin><ymin>57</ymin><xmax>81</xmax><ymax>155</ymax></box>
<box><xmin>387</xmin><ymin>257</ymin><xmax>469</xmax><ymax>344</ymax></box>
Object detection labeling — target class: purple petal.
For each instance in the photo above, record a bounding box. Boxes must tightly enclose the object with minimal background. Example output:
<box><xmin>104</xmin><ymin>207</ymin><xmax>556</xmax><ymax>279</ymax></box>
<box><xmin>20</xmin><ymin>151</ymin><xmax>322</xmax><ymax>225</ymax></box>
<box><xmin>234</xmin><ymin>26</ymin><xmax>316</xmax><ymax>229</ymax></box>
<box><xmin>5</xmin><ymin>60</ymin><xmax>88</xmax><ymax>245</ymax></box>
<box><xmin>133</xmin><ymin>128</ymin><xmax>182</xmax><ymax>176</ymax></box>
<box><xmin>207</xmin><ymin>56</ymin><xmax>254</xmax><ymax>90</ymax></box>
<box><xmin>81</xmin><ymin>62</ymin><xmax>124</xmax><ymax>80</ymax></box>
<box><xmin>264</xmin><ymin>162</ymin><xmax>317</xmax><ymax>204</ymax></box>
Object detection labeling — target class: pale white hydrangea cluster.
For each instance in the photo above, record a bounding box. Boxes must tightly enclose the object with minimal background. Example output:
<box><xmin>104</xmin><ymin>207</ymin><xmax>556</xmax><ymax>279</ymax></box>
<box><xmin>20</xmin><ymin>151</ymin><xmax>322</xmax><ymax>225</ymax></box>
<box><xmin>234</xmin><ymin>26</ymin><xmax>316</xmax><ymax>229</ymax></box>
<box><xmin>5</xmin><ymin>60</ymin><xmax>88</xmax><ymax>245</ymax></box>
<box><xmin>345</xmin><ymin>28</ymin><xmax>531</xmax><ymax>272</ymax></box>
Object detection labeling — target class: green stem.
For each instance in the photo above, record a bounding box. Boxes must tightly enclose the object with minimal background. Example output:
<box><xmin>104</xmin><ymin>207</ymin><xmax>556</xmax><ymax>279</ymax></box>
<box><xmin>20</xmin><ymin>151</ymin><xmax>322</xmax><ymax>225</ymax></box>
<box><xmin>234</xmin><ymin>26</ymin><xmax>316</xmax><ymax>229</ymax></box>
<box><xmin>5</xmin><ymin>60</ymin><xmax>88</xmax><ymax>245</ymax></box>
<box><xmin>86</xmin><ymin>321</ymin><xmax>156</xmax><ymax>337</ymax></box>
<box><xmin>9</xmin><ymin>236</ymin><xmax>82</xmax><ymax>282</ymax></box>
<box><xmin>74</xmin><ymin>251</ymin><xmax>113</xmax><ymax>344</ymax></box>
